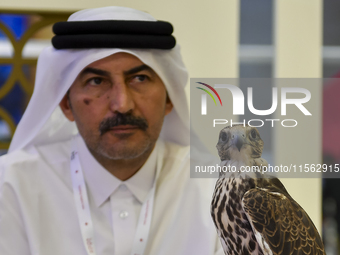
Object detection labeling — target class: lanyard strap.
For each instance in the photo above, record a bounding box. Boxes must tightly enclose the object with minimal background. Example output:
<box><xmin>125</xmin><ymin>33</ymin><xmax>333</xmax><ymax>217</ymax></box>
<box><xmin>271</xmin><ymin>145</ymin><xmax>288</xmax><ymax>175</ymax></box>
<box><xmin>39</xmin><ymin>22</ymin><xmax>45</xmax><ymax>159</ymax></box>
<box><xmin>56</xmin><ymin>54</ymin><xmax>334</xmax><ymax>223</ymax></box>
<box><xmin>70</xmin><ymin>137</ymin><xmax>162</xmax><ymax>255</ymax></box>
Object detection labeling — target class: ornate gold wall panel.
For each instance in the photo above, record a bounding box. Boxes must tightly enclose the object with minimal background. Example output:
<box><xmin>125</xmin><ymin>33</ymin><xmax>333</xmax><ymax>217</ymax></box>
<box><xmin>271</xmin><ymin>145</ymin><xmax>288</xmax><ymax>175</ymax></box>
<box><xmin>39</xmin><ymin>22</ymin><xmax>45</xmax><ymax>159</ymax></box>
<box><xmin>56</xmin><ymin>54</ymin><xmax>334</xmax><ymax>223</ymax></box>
<box><xmin>0</xmin><ymin>11</ymin><xmax>71</xmax><ymax>150</ymax></box>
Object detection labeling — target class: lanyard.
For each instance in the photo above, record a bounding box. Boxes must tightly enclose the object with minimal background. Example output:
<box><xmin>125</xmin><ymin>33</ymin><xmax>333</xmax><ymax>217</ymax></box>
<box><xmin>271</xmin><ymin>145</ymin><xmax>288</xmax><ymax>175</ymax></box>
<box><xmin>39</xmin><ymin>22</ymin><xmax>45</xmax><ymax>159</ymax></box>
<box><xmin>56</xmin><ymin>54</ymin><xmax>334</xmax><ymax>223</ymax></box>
<box><xmin>70</xmin><ymin>137</ymin><xmax>162</xmax><ymax>255</ymax></box>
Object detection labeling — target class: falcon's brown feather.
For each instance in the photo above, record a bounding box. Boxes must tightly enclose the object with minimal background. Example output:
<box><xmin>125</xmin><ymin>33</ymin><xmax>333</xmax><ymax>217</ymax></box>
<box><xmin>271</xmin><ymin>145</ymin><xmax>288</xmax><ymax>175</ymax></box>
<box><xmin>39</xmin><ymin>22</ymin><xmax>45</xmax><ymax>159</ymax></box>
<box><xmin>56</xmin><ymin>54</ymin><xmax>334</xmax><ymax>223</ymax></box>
<box><xmin>242</xmin><ymin>182</ymin><xmax>325</xmax><ymax>255</ymax></box>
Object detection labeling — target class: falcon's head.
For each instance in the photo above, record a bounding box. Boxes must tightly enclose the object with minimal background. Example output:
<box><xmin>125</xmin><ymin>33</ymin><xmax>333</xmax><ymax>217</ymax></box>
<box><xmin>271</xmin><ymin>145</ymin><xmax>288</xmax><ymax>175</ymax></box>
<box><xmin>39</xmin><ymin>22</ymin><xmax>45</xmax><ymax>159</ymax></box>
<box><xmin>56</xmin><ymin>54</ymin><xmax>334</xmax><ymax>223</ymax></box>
<box><xmin>216</xmin><ymin>125</ymin><xmax>264</xmax><ymax>163</ymax></box>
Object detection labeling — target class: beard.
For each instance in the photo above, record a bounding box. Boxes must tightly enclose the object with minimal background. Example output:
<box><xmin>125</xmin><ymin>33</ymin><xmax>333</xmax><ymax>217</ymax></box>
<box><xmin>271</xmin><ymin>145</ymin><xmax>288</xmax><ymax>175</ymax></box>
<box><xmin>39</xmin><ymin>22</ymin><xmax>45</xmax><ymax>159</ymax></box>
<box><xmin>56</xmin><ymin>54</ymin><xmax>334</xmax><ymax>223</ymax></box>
<box><xmin>79</xmin><ymin>112</ymin><xmax>157</xmax><ymax>161</ymax></box>
<box><xmin>94</xmin><ymin>131</ymin><xmax>155</xmax><ymax>160</ymax></box>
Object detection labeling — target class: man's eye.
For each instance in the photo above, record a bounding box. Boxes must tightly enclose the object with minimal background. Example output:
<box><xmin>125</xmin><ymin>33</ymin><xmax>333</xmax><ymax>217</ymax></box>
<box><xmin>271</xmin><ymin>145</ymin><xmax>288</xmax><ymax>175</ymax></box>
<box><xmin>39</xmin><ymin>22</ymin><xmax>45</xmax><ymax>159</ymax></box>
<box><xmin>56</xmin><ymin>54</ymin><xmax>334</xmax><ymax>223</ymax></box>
<box><xmin>88</xmin><ymin>77</ymin><xmax>103</xmax><ymax>86</ymax></box>
<box><xmin>133</xmin><ymin>75</ymin><xmax>148</xmax><ymax>82</ymax></box>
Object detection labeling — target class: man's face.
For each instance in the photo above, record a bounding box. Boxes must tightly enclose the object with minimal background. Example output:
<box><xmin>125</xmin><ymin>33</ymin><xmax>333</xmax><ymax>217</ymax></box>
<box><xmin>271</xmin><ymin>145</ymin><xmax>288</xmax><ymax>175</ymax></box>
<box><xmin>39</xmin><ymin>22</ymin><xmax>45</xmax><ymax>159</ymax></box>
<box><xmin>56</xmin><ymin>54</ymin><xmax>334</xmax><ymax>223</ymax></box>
<box><xmin>60</xmin><ymin>53</ymin><xmax>173</xmax><ymax>161</ymax></box>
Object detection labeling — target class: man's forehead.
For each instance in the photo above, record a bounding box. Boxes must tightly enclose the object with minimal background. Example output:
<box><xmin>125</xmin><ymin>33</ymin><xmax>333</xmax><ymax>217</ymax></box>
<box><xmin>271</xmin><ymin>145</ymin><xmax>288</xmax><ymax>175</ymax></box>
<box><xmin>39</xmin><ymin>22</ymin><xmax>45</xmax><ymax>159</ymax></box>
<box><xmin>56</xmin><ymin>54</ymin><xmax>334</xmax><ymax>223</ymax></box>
<box><xmin>85</xmin><ymin>52</ymin><xmax>143</xmax><ymax>68</ymax></box>
<box><xmin>77</xmin><ymin>52</ymin><xmax>156</xmax><ymax>77</ymax></box>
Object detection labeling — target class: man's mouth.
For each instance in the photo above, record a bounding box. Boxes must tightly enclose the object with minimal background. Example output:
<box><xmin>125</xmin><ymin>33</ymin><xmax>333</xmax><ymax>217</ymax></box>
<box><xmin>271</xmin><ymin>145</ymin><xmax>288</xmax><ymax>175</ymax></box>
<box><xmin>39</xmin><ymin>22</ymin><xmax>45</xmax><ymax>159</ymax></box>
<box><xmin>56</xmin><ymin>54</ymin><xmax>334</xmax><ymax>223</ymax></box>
<box><xmin>110</xmin><ymin>125</ymin><xmax>140</xmax><ymax>132</ymax></box>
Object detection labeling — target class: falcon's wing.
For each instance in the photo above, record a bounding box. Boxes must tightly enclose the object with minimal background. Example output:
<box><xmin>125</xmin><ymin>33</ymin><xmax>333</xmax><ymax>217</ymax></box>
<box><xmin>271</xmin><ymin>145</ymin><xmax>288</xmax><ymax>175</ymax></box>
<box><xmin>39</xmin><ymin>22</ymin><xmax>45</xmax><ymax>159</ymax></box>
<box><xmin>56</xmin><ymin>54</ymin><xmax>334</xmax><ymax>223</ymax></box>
<box><xmin>241</xmin><ymin>187</ymin><xmax>325</xmax><ymax>255</ymax></box>
<box><xmin>253</xmin><ymin>157</ymin><xmax>268</xmax><ymax>169</ymax></box>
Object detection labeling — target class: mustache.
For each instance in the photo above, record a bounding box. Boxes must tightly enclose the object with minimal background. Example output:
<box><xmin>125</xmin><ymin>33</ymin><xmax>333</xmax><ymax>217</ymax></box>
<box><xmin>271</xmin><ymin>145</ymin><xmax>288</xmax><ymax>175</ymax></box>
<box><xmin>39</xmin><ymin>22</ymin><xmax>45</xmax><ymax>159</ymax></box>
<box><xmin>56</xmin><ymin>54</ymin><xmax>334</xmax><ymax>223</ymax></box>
<box><xmin>99</xmin><ymin>113</ymin><xmax>148</xmax><ymax>135</ymax></box>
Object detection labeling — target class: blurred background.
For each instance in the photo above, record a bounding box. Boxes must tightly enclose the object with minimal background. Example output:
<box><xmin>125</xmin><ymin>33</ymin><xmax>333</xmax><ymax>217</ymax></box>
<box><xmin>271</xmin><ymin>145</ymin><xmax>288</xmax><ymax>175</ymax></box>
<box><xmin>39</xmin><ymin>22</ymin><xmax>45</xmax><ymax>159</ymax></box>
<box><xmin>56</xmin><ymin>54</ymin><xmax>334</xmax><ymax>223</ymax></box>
<box><xmin>0</xmin><ymin>0</ymin><xmax>339</xmax><ymax>253</ymax></box>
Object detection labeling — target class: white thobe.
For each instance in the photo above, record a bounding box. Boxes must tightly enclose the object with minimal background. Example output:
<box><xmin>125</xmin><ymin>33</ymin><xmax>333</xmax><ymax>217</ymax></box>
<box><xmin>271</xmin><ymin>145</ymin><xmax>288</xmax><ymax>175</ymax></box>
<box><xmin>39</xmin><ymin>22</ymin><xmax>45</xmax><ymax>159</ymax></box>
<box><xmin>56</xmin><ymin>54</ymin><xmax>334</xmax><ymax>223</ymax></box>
<box><xmin>0</xmin><ymin>135</ymin><xmax>224</xmax><ymax>255</ymax></box>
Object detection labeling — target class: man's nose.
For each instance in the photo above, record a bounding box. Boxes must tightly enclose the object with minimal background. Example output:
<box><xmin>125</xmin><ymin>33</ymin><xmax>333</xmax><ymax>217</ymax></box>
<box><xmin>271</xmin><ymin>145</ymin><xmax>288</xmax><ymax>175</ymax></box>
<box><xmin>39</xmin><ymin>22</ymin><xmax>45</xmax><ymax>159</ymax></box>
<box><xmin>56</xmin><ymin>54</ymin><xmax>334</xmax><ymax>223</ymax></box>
<box><xmin>109</xmin><ymin>82</ymin><xmax>134</xmax><ymax>114</ymax></box>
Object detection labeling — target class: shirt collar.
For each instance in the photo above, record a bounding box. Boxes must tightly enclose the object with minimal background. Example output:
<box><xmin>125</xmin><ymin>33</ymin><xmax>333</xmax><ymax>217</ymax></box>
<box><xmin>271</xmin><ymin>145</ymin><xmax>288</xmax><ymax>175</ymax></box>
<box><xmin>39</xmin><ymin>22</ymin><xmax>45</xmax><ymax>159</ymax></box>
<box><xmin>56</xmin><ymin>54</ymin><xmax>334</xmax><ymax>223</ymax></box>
<box><xmin>76</xmin><ymin>135</ymin><xmax>158</xmax><ymax>207</ymax></box>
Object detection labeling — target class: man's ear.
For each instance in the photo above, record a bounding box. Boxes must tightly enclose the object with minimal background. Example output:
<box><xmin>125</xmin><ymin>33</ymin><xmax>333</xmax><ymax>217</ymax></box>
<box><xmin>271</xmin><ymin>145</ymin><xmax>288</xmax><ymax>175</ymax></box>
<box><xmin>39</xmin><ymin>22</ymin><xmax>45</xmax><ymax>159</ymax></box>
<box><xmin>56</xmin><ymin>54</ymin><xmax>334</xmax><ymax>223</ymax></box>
<box><xmin>164</xmin><ymin>93</ymin><xmax>173</xmax><ymax>116</ymax></box>
<box><xmin>59</xmin><ymin>92</ymin><xmax>75</xmax><ymax>121</ymax></box>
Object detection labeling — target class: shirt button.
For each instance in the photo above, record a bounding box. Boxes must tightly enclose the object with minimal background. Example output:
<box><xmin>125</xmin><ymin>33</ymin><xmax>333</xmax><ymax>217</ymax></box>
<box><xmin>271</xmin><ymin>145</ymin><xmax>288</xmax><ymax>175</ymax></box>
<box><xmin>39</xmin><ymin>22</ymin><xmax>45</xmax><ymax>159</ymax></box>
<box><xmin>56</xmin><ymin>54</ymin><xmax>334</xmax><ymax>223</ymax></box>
<box><xmin>119</xmin><ymin>184</ymin><xmax>128</xmax><ymax>191</ymax></box>
<box><xmin>119</xmin><ymin>211</ymin><xmax>129</xmax><ymax>219</ymax></box>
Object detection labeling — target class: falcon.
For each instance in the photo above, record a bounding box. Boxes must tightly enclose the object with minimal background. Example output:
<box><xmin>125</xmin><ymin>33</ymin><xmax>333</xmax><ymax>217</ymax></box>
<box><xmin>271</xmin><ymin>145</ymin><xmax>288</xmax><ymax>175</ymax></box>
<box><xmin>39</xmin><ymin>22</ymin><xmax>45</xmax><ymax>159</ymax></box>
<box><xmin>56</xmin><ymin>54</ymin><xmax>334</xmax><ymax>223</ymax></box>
<box><xmin>211</xmin><ymin>125</ymin><xmax>325</xmax><ymax>255</ymax></box>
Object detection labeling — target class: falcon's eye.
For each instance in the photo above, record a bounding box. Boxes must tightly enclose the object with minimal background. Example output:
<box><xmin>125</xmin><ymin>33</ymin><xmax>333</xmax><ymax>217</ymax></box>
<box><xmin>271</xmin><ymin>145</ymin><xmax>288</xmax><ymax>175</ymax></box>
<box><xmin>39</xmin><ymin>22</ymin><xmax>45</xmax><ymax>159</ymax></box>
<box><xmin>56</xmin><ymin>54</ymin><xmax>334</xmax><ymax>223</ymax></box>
<box><xmin>220</xmin><ymin>132</ymin><xmax>228</xmax><ymax>142</ymax></box>
<box><xmin>250</xmin><ymin>129</ymin><xmax>257</xmax><ymax>139</ymax></box>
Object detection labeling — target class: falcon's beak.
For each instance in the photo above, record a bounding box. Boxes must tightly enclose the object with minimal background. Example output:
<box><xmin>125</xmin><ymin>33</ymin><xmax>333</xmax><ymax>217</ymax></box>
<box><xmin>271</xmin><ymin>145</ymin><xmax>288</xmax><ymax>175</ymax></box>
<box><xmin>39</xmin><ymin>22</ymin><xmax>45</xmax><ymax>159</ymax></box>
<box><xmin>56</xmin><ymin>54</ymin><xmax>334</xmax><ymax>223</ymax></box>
<box><xmin>232</xmin><ymin>134</ymin><xmax>244</xmax><ymax>152</ymax></box>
